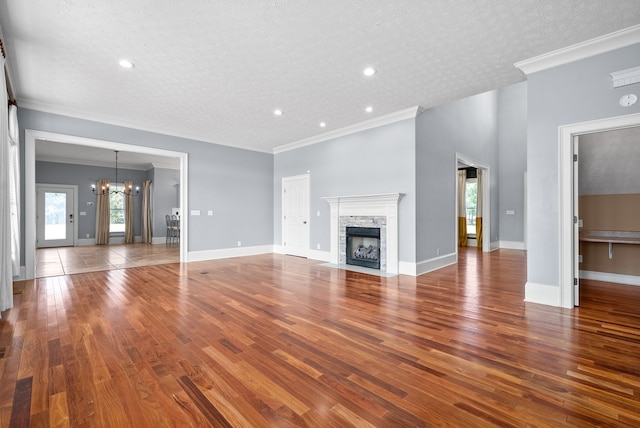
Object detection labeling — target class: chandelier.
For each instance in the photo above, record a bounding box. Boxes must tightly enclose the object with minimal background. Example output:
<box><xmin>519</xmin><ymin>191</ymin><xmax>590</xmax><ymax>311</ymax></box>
<box><xmin>91</xmin><ymin>150</ymin><xmax>140</xmax><ymax>196</ymax></box>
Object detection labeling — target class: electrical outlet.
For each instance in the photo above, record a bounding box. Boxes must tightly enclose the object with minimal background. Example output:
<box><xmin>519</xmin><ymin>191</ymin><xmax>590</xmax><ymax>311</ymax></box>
<box><xmin>316</xmin><ymin>243</ymin><xmax>320</xmax><ymax>249</ymax></box>
<box><xmin>86</xmin><ymin>234</ymin><xmax>90</xmax><ymax>239</ymax></box>
<box><xmin>317</xmin><ymin>211</ymin><xmax>320</xmax><ymax>216</ymax></box>
<box><xmin>436</xmin><ymin>248</ymin><xmax>440</xmax><ymax>256</ymax></box>
<box><xmin>237</xmin><ymin>241</ymin><xmax>241</xmax><ymax>247</ymax></box>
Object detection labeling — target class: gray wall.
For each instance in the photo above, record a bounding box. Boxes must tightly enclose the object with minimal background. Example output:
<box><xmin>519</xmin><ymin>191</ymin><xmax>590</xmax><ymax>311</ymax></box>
<box><xmin>19</xmin><ymin>108</ymin><xmax>274</xmax><ymax>260</ymax></box>
<box><xmin>579</xmin><ymin>127</ymin><xmax>640</xmax><ymax>196</ymax></box>
<box><xmin>415</xmin><ymin>89</ymin><xmax>500</xmax><ymax>261</ymax></box>
<box><xmin>151</xmin><ymin>167</ymin><xmax>180</xmax><ymax>237</ymax></box>
<box><xmin>527</xmin><ymin>43</ymin><xmax>640</xmax><ymax>288</ymax></box>
<box><xmin>35</xmin><ymin>160</ymin><xmax>149</xmax><ymax>240</ymax></box>
<box><xmin>498</xmin><ymin>82</ymin><xmax>527</xmax><ymax>243</ymax></box>
<box><xmin>273</xmin><ymin>119</ymin><xmax>416</xmax><ymax>262</ymax></box>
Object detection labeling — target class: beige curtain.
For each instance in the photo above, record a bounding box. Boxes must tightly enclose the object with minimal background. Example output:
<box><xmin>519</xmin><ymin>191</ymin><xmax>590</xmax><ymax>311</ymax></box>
<box><xmin>457</xmin><ymin>170</ymin><xmax>467</xmax><ymax>247</ymax></box>
<box><xmin>95</xmin><ymin>179</ymin><xmax>110</xmax><ymax>245</ymax></box>
<box><xmin>476</xmin><ymin>169</ymin><xmax>483</xmax><ymax>249</ymax></box>
<box><xmin>141</xmin><ymin>180</ymin><xmax>152</xmax><ymax>243</ymax></box>
<box><xmin>124</xmin><ymin>180</ymin><xmax>134</xmax><ymax>244</ymax></box>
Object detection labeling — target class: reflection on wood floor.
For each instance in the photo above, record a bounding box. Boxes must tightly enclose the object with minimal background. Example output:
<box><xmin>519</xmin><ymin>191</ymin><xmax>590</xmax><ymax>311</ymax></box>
<box><xmin>36</xmin><ymin>243</ymin><xmax>180</xmax><ymax>277</ymax></box>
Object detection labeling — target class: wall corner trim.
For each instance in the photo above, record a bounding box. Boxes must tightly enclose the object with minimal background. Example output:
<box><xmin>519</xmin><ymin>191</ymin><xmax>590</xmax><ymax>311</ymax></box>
<box><xmin>273</xmin><ymin>106</ymin><xmax>424</xmax><ymax>154</ymax></box>
<box><xmin>514</xmin><ymin>24</ymin><xmax>640</xmax><ymax>76</ymax></box>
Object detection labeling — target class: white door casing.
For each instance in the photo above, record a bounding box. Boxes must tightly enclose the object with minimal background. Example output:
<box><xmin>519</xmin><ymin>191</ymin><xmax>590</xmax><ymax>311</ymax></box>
<box><xmin>573</xmin><ymin>136</ymin><xmax>580</xmax><ymax>306</ymax></box>
<box><xmin>282</xmin><ymin>174</ymin><xmax>310</xmax><ymax>257</ymax></box>
<box><xmin>559</xmin><ymin>113</ymin><xmax>640</xmax><ymax>308</ymax></box>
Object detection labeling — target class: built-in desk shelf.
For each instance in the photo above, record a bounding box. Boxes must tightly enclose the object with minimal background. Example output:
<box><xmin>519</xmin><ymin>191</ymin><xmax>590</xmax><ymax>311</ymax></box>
<box><xmin>579</xmin><ymin>230</ymin><xmax>640</xmax><ymax>259</ymax></box>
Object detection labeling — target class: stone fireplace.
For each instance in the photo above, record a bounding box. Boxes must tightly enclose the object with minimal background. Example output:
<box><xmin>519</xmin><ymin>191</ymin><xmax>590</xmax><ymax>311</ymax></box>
<box><xmin>322</xmin><ymin>193</ymin><xmax>403</xmax><ymax>274</ymax></box>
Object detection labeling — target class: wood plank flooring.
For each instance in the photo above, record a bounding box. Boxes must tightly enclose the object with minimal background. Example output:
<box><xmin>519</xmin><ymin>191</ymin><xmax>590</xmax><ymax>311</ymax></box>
<box><xmin>36</xmin><ymin>243</ymin><xmax>179</xmax><ymax>277</ymax></box>
<box><xmin>2</xmin><ymin>248</ymin><xmax>640</xmax><ymax>426</ymax></box>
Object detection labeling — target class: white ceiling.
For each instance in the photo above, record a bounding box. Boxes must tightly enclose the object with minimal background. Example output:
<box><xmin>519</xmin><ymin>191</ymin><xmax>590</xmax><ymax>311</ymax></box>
<box><xmin>2</xmin><ymin>1</ymin><xmax>640</xmax><ymax>153</ymax></box>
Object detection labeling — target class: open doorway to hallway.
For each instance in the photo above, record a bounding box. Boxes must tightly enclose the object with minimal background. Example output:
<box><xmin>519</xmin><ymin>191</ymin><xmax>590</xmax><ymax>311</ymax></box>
<box><xmin>456</xmin><ymin>153</ymin><xmax>491</xmax><ymax>254</ymax></box>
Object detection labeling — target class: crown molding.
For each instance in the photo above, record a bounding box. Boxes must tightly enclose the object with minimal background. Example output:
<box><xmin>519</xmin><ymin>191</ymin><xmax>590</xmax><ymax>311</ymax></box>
<box><xmin>273</xmin><ymin>106</ymin><xmax>424</xmax><ymax>154</ymax></box>
<box><xmin>17</xmin><ymin>99</ymin><xmax>274</xmax><ymax>154</ymax></box>
<box><xmin>515</xmin><ymin>24</ymin><xmax>640</xmax><ymax>76</ymax></box>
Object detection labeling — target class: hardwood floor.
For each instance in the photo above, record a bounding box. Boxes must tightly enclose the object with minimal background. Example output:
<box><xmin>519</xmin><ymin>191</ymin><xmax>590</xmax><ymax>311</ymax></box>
<box><xmin>3</xmin><ymin>248</ymin><xmax>640</xmax><ymax>426</ymax></box>
<box><xmin>36</xmin><ymin>243</ymin><xmax>179</xmax><ymax>277</ymax></box>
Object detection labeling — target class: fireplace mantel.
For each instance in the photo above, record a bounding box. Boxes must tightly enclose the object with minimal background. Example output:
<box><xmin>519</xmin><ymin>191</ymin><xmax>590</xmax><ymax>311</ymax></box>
<box><xmin>322</xmin><ymin>193</ymin><xmax>404</xmax><ymax>274</ymax></box>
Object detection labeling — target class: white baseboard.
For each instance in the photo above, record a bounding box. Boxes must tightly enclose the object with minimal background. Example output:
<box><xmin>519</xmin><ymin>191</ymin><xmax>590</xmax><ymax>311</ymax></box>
<box><xmin>580</xmin><ymin>270</ymin><xmax>640</xmax><ymax>287</ymax></box>
<box><xmin>152</xmin><ymin>236</ymin><xmax>170</xmax><ymax>245</ymax></box>
<box><xmin>12</xmin><ymin>266</ymin><xmax>27</xmax><ymax>281</ymax></box>
<box><xmin>308</xmin><ymin>249</ymin><xmax>331</xmax><ymax>262</ymax></box>
<box><xmin>490</xmin><ymin>240</ymin><xmax>500</xmax><ymax>251</ymax></box>
<box><xmin>499</xmin><ymin>241</ymin><xmax>526</xmax><ymax>250</ymax></box>
<box><xmin>412</xmin><ymin>252</ymin><xmax>457</xmax><ymax>276</ymax></box>
<box><xmin>188</xmin><ymin>245</ymin><xmax>274</xmax><ymax>262</ymax></box>
<box><xmin>273</xmin><ymin>245</ymin><xmax>284</xmax><ymax>254</ymax></box>
<box><xmin>524</xmin><ymin>282</ymin><xmax>561</xmax><ymax>307</ymax></box>
<box><xmin>78</xmin><ymin>236</ymin><xmax>144</xmax><ymax>246</ymax></box>
<box><xmin>398</xmin><ymin>261</ymin><xmax>416</xmax><ymax>276</ymax></box>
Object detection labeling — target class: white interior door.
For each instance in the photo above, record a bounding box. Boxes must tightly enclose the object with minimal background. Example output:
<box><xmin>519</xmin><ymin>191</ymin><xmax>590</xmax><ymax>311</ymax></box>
<box><xmin>37</xmin><ymin>185</ymin><xmax>75</xmax><ymax>248</ymax></box>
<box><xmin>282</xmin><ymin>174</ymin><xmax>310</xmax><ymax>257</ymax></box>
<box><xmin>573</xmin><ymin>136</ymin><xmax>580</xmax><ymax>306</ymax></box>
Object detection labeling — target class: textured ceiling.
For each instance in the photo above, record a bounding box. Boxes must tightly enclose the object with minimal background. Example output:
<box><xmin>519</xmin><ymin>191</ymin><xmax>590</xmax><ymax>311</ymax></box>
<box><xmin>1</xmin><ymin>1</ymin><xmax>640</xmax><ymax>153</ymax></box>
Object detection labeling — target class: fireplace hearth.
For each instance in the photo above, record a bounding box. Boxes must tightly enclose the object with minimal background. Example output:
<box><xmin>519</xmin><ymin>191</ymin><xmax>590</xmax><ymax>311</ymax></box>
<box><xmin>346</xmin><ymin>227</ymin><xmax>381</xmax><ymax>269</ymax></box>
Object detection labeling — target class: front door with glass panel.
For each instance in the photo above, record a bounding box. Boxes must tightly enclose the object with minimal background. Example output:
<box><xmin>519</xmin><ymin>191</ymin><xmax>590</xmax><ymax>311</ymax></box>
<box><xmin>36</xmin><ymin>185</ymin><xmax>75</xmax><ymax>248</ymax></box>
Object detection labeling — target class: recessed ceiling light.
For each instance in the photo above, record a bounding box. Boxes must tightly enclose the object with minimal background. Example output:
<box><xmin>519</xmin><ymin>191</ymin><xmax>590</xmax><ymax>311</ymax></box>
<box><xmin>274</xmin><ymin>109</ymin><xmax>283</xmax><ymax>116</ymax></box>
<box><xmin>365</xmin><ymin>106</ymin><xmax>373</xmax><ymax>113</ymax></box>
<box><xmin>320</xmin><ymin>122</ymin><xmax>326</xmax><ymax>127</ymax></box>
<box><xmin>119</xmin><ymin>59</ymin><xmax>135</xmax><ymax>69</ymax></box>
<box><xmin>363</xmin><ymin>67</ymin><xmax>376</xmax><ymax>76</ymax></box>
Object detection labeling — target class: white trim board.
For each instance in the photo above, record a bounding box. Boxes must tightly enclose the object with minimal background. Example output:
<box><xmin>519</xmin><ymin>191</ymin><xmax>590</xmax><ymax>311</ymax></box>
<box><xmin>499</xmin><ymin>241</ymin><xmax>526</xmax><ymax>250</ymax></box>
<box><xmin>515</xmin><ymin>24</ymin><xmax>640</xmax><ymax>75</ymax></box>
<box><xmin>525</xmin><ymin>282</ymin><xmax>561</xmax><ymax>307</ymax></box>
<box><xmin>24</xmin><ymin>129</ymin><xmax>189</xmax><ymax>280</ymax></box>
<box><xmin>413</xmin><ymin>252</ymin><xmax>457</xmax><ymax>276</ymax></box>
<box><xmin>188</xmin><ymin>245</ymin><xmax>274</xmax><ymax>262</ymax></box>
<box><xmin>580</xmin><ymin>270</ymin><xmax>640</xmax><ymax>287</ymax></box>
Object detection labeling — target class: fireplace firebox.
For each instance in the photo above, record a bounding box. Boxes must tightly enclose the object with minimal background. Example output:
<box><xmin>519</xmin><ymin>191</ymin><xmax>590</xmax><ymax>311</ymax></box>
<box><xmin>346</xmin><ymin>227</ymin><xmax>381</xmax><ymax>269</ymax></box>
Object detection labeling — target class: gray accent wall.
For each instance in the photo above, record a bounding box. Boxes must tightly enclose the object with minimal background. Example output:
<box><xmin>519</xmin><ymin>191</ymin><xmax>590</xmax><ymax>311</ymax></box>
<box><xmin>273</xmin><ymin>119</ymin><xmax>417</xmax><ymax>263</ymax></box>
<box><xmin>19</xmin><ymin>108</ymin><xmax>274</xmax><ymax>259</ymax></box>
<box><xmin>527</xmin><ymin>43</ymin><xmax>640</xmax><ymax>288</ymax></box>
<box><xmin>36</xmin><ymin>160</ymin><xmax>149</xmax><ymax>240</ymax></box>
<box><xmin>498</xmin><ymin>82</ymin><xmax>527</xmax><ymax>243</ymax></box>
<box><xmin>151</xmin><ymin>167</ymin><xmax>180</xmax><ymax>238</ymax></box>
<box><xmin>415</xmin><ymin>90</ymin><xmax>500</xmax><ymax>261</ymax></box>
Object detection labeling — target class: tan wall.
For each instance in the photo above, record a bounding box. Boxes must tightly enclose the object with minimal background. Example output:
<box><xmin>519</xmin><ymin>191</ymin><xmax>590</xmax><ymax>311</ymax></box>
<box><xmin>579</xmin><ymin>194</ymin><xmax>640</xmax><ymax>276</ymax></box>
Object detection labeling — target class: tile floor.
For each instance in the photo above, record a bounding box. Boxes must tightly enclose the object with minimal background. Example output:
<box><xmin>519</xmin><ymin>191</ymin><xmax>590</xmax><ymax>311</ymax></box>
<box><xmin>36</xmin><ymin>243</ymin><xmax>180</xmax><ymax>277</ymax></box>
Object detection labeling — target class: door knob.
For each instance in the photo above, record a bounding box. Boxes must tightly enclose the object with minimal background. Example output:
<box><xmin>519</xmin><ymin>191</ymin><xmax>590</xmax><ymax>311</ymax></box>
<box><xmin>303</xmin><ymin>221</ymin><xmax>307</xmax><ymax>224</ymax></box>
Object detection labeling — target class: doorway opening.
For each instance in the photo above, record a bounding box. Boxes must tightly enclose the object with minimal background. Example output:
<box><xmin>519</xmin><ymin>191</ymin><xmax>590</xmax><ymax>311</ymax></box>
<box><xmin>559</xmin><ymin>112</ymin><xmax>640</xmax><ymax>308</ymax></box>
<box><xmin>25</xmin><ymin>130</ymin><xmax>189</xmax><ymax>280</ymax></box>
<box><xmin>456</xmin><ymin>154</ymin><xmax>491</xmax><ymax>255</ymax></box>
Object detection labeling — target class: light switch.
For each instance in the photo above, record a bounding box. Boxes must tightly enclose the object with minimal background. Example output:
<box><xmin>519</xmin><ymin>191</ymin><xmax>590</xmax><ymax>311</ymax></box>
<box><xmin>207</xmin><ymin>210</ymin><xmax>213</xmax><ymax>216</ymax></box>
<box><xmin>79</xmin><ymin>211</ymin><xmax>86</xmax><ymax>216</ymax></box>
<box><xmin>506</xmin><ymin>210</ymin><xmax>515</xmax><ymax>215</ymax></box>
<box><xmin>191</xmin><ymin>210</ymin><xmax>200</xmax><ymax>216</ymax></box>
<box><xmin>317</xmin><ymin>211</ymin><xmax>320</xmax><ymax>216</ymax></box>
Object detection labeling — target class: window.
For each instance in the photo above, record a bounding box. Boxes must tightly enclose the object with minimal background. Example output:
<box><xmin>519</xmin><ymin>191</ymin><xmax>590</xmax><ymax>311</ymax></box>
<box><xmin>110</xmin><ymin>183</ymin><xmax>125</xmax><ymax>233</ymax></box>
<box><xmin>465</xmin><ymin>178</ymin><xmax>477</xmax><ymax>237</ymax></box>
